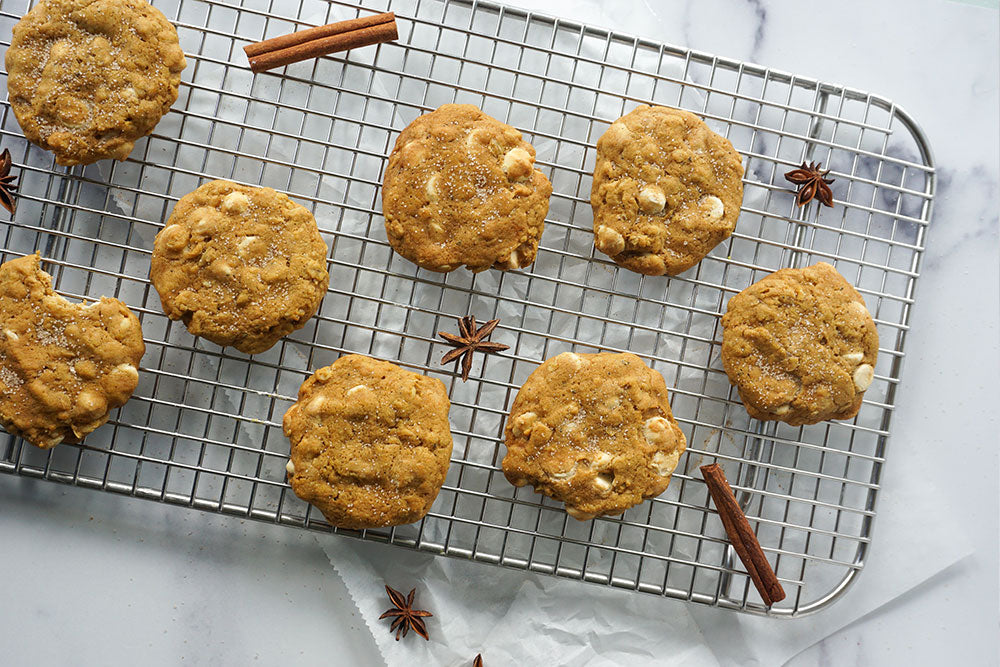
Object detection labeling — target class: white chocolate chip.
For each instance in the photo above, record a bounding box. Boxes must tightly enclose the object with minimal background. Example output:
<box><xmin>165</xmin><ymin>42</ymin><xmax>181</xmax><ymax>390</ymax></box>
<box><xmin>4</xmin><ymin>329</ymin><xmax>18</xmax><ymax>341</ymax></box>
<box><xmin>285</xmin><ymin>459</ymin><xmax>295</xmax><ymax>476</ymax></box>
<box><xmin>306</xmin><ymin>395</ymin><xmax>327</xmax><ymax>414</ymax></box>
<box><xmin>112</xmin><ymin>363</ymin><xmax>139</xmax><ymax>384</ymax></box>
<box><xmin>424</xmin><ymin>174</ymin><xmax>440</xmax><ymax>202</ymax></box>
<box><xmin>603</xmin><ymin>121</ymin><xmax>631</xmax><ymax>144</ymax></box>
<box><xmin>651</xmin><ymin>451</ymin><xmax>680</xmax><ymax>477</ymax></box>
<box><xmin>590</xmin><ymin>451</ymin><xmax>614</xmax><ymax>468</ymax></box>
<box><xmin>566</xmin><ymin>506</ymin><xmax>597</xmax><ymax>521</ymax></box>
<box><xmin>121</xmin><ymin>87</ymin><xmax>138</xmax><ymax>102</ymax></box>
<box><xmin>464</xmin><ymin>128</ymin><xmax>489</xmax><ymax>149</ymax></box>
<box><xmin>512</xmin><ymin>411</ymin><xmax>537</xmax><ymax>438</ymax></box>
<box><xmin>192</xmin><ymin>212</ymin><xmax>215</xmax><ymax>235</ymax></box>
<box><xmin>701</xmin><ymin>195</ymin><xmax>725</xmax><ymax>220</ymax></box>
<box><xmin>157</xmin><ymin>224</ymin><xmax>190</xmax><ymax>254</ymax></box>
<box><xmin>843</xmin><ymin>351</ymin><xmax>865</xmax><ymax>364</ymax></box>
<box><xmin>429</xmin><ymin>222</ymin><xmax>445</xmax><ymax>237</ymax></box>
<box><xmin>346</xmin><ymin>384</ymin><xmax>367</xmax><ymax>396</ymax></box>
<box><xmin>210</xmin><ymin>259</ymin><xmax>234</xmax><ymax>279</ymax></box>
<box><xmin>595</xmin><ymin>225</ymin><xmax>626</xmax><ymax>255</ymax></box>
<box><xmin>222</xmin><ymin>191</ymin><xmax>251</xmax><ymax>214</ymax></box>
<box><xmin>774</xmin><ymin>404</ymin><xmax>792</xmax><ymax>415</ymax></box>
<box><xmin>315</xmin><ymin>367</ymin><xmax>333</xmax><ymax>382</ymax></box>
<box><xmin>637</xmin><ymin>185</ymin><xmax>666</xmax><ymax>214</ymax></box>
<box><xmin>551</xmin><ymin>463</ymin><xmax>577</xmax><ymax>480</ymax></box>
<box><xmin>117</xmin><ymin>316</ymin><xmax>133</xmax><ymax>334</ymax></box>
<box><xmin>76</xmin><ymin>389</ymin><xmax>106</xmax><ymax>416</ymax></box>
<box><xmin>505</xmin><ymin>250</ymin><xmax>520</xmax><ymax>269</ymax></box>
<box><xmin>236</xmin><ymin>236</ymin><xmax>258</xmax><ymax>256</ymax></box>
<box><xmin>501</xmin><ymin>147</ymin><xmax>533</xmax><ymax>182</ymax></box>
<box><xmin>853</xmin><ymin>364</ymin><xmax>874</xmax><ymax>392</ymax></box>
<box><xmin>39</xmin><ymin>435</ymin><xmax>64</xmax><ymax>450</ymax></box>
<box><xmin>642</xmin><ymin>417</ymin><xmax>674</xmax><ymax>447</ymax></box>
<box><xmin>594</xmin><ymin>472</ymin><xmax>614</xmax><ymax>491</ymax></box>
<box><xmin>401</xmin><ymin>140</ymin><xmax>431</xmax><ymax>166</ymax></box>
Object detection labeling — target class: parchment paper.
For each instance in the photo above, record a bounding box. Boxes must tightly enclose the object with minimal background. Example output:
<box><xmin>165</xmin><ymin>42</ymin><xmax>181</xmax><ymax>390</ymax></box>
<box><xmin>320</xmin><ymin>439</ymin><xmax>970</xmax><ymax>666</ymax></box>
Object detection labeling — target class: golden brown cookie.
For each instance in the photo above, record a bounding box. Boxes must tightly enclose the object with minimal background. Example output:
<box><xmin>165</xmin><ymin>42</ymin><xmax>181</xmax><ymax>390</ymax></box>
<box><xmin>150</xmin><ymin>180</ymin><xmax>330</xmax><ymax>355</ymax></box>
<box><xmin>591</xmin><ymin>105</ymin><xmax>744</xmax><ymax>276</ymax></box>
<box><xmin>502</xmin><ymin>352</ymin><xmax>686</xmax><ymax>521</ymax></box>
<box><xmin>382</xmin><ymin>104</ymin><xmax>552</xmax><ymax>272</ymax></box>
<box><xmin>0</xmin><ymin>254</ymin><xmax>144</xmax><ymax>449</ymax></box>
<box><xmin>5</xmin><ymin>0</ymin><xmax>186</xmax><ymax>166</ymax></box>
<box><xmin>721</xmin><ymin>262</ymin><xmax>879</xmax><ymax>425</ymax></box>
<box><xmin>283</xmin><ymin>355</ymin><xmax>453</xmax><ymax>529</ymax></box>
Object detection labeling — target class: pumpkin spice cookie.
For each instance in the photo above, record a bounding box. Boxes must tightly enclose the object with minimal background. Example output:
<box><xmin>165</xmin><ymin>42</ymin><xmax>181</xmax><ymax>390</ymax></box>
<box><xmin>502</xmin><ymin>352</ymin><xmax>687</xmax><ymax>521</ymax></box>
<box><xmin>591</xmin><ymin>105</ymin><xmax>744</xmax><ymax>276</ymax></box>
<box><xmin>721</xmin><ymin>262</ymin><xmax>879</xmax><ymax>426</ymax></box>
<box><xmin>5</xmin><ymin>0</ymin><xmax>186</xmax><ymax>166</ymax></box>
<box><xmin>283</xmin><ymin>355</ymin><xmax>454</xmax><ymax>529</ymax></box>
<box><xmin>0</xmin><ymin>254</ymin><xmax>144</xmax><ymax>449</ymax></box>
<box><xmin>382</xmin><ymin>104</ymin><xmax>552</xmax><ymax>273</ymax></box>
<box><xmin>150</xmin><ymin>180</ymin><xmax>330</xmax><ymax>355</ymax></box>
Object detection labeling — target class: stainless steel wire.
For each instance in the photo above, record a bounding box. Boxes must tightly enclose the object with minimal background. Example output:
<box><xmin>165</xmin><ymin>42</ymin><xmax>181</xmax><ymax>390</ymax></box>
<box><xmin>0</xmin><ymin>0</ymin><xmax>933</xmax><ymax>616</ymax></box>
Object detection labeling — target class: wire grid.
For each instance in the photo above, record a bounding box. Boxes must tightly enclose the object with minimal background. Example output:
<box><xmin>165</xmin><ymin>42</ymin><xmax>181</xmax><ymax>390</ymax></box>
<box><xmin>0</xmin><ymin>0</ymin><xmax>933</xmax><ymax>616</ymax></box>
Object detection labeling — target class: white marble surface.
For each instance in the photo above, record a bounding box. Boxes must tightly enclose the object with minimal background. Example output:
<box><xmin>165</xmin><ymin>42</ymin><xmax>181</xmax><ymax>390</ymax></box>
<box><xmin>1</xmin><ymin>0</ymin><xmax>998</xmax><ymax>665</ymax></box>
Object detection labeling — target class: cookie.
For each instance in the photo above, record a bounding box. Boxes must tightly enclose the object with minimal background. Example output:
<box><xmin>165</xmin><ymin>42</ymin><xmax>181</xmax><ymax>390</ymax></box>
<box><xmin>5</xmin><ymin>0</ymin><xmax>186</xmax><ymax>166</ymax></box>
<box><xmin>382</xmin><ymin>104</ymin><xmax>552</xmax><ymax>273</ymax></box>
<box><xmin>0</xmin><ymin>254</ymin><xmax>144</xmax><ymax>449</ymax></box>
<box><xmin>283</xmin><ymin>355</ymin><xmax>453</xmax><ymax>529</ymax></box>
<box><xmin>720</xmin><ymin>262</ymin><xmax>879</xmax><ymax>425</ymax></box>
<box><xmin>502</xmin><ymin>351</ymin><xmax>687</xmax><ymax>521</ymax></box>
<box><xmin>150</xmin><ymin>180</ymin><xmax>330</xmax><ymax>355</ymax></box>
<box><xmin>591</xmin><ymin>105</ymin><xmax>744</xmax><ymax>276</ymax></box>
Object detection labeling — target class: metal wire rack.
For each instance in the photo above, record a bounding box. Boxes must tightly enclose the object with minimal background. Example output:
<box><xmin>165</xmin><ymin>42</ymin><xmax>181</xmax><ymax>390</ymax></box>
<box><xmin>0</xmin><ymin>0</ymin><xmax>933</xmax><ymax>616</ymax></box>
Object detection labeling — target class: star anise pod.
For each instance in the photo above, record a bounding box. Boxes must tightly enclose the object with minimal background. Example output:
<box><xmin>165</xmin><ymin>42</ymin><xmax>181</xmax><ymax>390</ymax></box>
<box><xmin>438</xmin><ymin>315</ymin><xmax>510</xmax><ymax>382</ymax></box>
<box><xmin>473</xmin><ymin>654</ymin><xmax>484</xmax><ymax>667</ymax></box>
<box><xmin>379</xmin><ymin>585</ymin><xmax>432</xmax><ymax>641</ymax></box>
<box><xmin>784</xmin><ymin>160</ymin><xmax>835</xmax><ymax>208</ymax></box>
<box><xmin>0</xmin><ymin>148</ymin><xmax>20</xmax><ymax>215</ymax></box>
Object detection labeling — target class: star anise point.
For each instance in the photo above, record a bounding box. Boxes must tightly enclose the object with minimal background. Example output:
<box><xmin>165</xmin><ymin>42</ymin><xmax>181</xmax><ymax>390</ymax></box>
<box><xmin>0</xmin><ymin>148</ymin><xmax>20</xmax><ymax>216</ymax></box>
<box><xmin>784</xmin><ymin>160</ymin><xmax>835</xmax><ymax>208</ymax></box>
<box><xmin>437</xmin><ymin>315</ymin><xmax>510</xmax><ymax>382</ymax></box>
<box><xmin>380</xmin><ymin>585</ymin><xmax>432</xmax><ymax>641</ymax></box>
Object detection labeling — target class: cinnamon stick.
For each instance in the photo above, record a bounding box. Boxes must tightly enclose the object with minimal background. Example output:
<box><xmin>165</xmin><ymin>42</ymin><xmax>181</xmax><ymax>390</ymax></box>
<box><xmin>700</xmin><ymin>463</ymin><xmax>786</xmax><ymax>606</ymax></box>
<box><xmin>244</xmin><ymin>12</ymin><xmax>397</xmax><ymax>73</ymax></box>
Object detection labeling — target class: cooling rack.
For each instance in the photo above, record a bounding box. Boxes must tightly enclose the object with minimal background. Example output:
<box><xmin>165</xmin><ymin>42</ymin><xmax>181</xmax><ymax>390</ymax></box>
<box><xmin>0</xmin><ymin>0</ymin><xmax>934</xmax><ymax>616</ymax></box>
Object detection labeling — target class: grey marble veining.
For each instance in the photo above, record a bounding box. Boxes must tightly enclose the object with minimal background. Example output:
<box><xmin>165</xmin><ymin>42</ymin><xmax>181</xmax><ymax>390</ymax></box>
<box><xmin>1</xmin><ymin>0</ymin><xmax>996</xmax><ymax>665</ymax></box>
